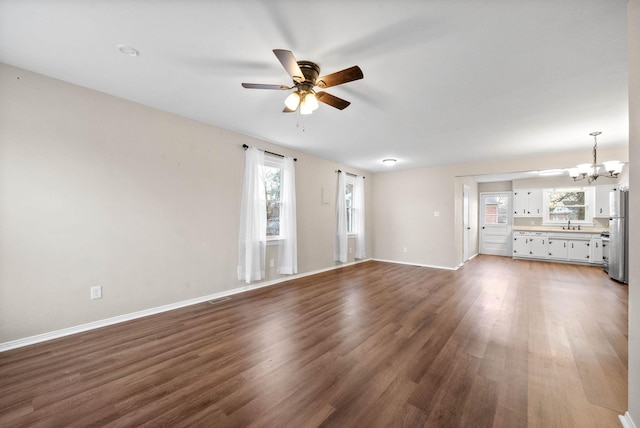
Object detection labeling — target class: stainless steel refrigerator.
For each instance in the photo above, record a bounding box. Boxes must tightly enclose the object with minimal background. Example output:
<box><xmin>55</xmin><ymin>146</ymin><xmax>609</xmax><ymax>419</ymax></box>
<box><xmin>609</xmin><ymin>188</ymin><xmax>629</xmax><ymax>283</ymax></box>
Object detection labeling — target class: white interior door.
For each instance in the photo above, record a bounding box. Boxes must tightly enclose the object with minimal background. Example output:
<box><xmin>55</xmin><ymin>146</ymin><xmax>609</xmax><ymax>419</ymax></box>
<box><xmin>480</xmin><ymin>192</ymin><xmax>512</xmax><ymax>256</ymax></box>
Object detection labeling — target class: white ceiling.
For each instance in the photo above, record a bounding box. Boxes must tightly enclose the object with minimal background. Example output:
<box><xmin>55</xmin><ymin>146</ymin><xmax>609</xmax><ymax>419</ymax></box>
<box><xmin>0</xmin><ymin>0</ymin><xmax>629</xmax><ymax>173</ymax></box>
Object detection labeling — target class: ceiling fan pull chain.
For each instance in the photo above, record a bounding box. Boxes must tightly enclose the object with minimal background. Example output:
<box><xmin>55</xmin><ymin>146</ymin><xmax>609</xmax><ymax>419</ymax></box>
<box><xmin>295</xmin><ymin>108</ymin><xmax>306</xmax><ymax>132</ymax></box>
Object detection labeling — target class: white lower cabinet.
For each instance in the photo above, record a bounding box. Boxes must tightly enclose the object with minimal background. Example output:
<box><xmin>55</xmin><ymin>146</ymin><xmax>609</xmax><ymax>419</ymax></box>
<box><xmin>568</xmin><ymin>239</ymin><xmax>591</xmax><ymax>262</ymax></box>
<box><xmin>528</xmin><ymin>235</ymin><xmax>547</xmax><ymax>257</ymax></box>
<box><xmin>591</xmin><ymin>238</ymin><xmax>603</xmax><ymax>264</ymax></box>
<box><xmin>514</xmin><ymin>231</ymin><xmax>602</xmax><ymax>265</ymax></box>
<box><xmin>513</xmin><ymin>232</ymin><xmax>529</xmax><ymax>257</ymax></box>
<box><xmin>548</xmin><ymin>239</ymin><xmax>568</xmax><ymax>259</ymax></box>
<box><xmin>512</xmin><ymin>232</ymin><xmax>547</xmax><ymax>258</ymax></box>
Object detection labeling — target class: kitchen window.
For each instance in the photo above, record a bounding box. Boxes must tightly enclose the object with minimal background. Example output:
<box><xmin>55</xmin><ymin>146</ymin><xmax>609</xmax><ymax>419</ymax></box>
<box><xmin>542</xmin><ymin>187</ymin><xmax>594</xmax><ymax>225</ymax></box>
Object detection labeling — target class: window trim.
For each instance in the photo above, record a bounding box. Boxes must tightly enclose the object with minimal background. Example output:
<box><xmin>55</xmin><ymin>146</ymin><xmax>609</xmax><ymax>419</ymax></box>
<box><xmin>542</xmin><ymin>187</ymin><xmax>595</xmax><ymax>226</ymax></box>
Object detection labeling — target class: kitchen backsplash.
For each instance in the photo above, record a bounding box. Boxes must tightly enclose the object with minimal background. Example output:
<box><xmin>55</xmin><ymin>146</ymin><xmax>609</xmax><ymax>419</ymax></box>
<box><xmin>513</xmin><ymin>217</ymin><xmax>609</xmax><ymax>229</ymax></box>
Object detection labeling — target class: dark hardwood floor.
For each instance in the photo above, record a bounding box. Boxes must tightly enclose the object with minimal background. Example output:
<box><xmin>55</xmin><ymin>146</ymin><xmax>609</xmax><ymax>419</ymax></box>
<box><xmin>0</xmin><ymin>256</ymin><xmax>628</xmax><ymax>427</ymax></box>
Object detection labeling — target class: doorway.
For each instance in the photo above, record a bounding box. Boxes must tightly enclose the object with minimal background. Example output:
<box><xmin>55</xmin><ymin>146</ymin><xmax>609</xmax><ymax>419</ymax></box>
<box><xmin>480</xmin><ymin>192</ymin><xmax>512</xmax><ymax>256</ymax></box>
<box><xmin>463</xmin><ymin>185</ymin><xmax>470</xmax><ymax>261</ymax></box>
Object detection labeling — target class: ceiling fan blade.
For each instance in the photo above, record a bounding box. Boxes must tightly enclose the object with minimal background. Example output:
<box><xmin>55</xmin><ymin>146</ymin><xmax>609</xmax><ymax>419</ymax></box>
<box><xmin>316</xmin><ymin>66</ymin><xmax>363</xmax><ymax>88</ymax></box>
<box><xmin>273</xmin><ymin>49</ymin><xmax>305</xmax><ymax>83</ymax></box>
<box><xmin>283</xmin><ymin>106</ymin><xmax>296</xmax><ymax>113</ymax></box>
<box><xmin>241</xmin><ymin>83</ymin><xmax>291</xmax><ymax>90</ymax></box>
<box><xmin>316</xmin><ymin>92</ymin><xmax>351</xmax><ymax>110</ymax></box>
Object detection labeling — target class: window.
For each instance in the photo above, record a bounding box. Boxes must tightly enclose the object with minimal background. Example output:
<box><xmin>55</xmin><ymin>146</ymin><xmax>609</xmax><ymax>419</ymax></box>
<box><xmin>238</xmin><ymin>147</ymin><xmax>297</xmax><ymax>283</ymax></box>
<box><xmin>264</xmin><ymin>158</ymin><xmax>282</xmax><ymax>238</ymax></box>
<box><xmin>346</xmin><ymin>180</ymin><xmax>354</xmax><ymax>233</ymax></box>
<box><xmin>542</xmin><ymin>187</ymin><xmax>594</xmax><ymax>225</ymax></box>
<box><xmin>483</xmin><ymin>195</ymin><xmax>509</xmax><ymax>224</ymax></box>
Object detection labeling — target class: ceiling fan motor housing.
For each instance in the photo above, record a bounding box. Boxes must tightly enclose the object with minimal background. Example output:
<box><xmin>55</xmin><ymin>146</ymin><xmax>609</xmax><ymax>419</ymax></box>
<box><xmin>297</xmin><ymin>61</ymin><xmax>320</xmax><ymax>93</ymax></box>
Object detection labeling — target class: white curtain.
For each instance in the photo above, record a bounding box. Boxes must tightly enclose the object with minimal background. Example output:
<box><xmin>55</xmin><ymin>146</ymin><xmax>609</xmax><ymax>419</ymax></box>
<box><xmin>277</xmin><ymin>156</ymin><xmax>297</xmax><ymax>274</ymax></box>
<box><xmin>237</xmin><ymin>148</ymin><xmax>266</xmax><ymax>283</ymax></box>
<box><xmin>334</xmin><ymin>171</ymin><xmax>348</xmax><ymax>263</ymax></box>
<box><xmin>354</xmin><ymin>176</ymin><xmax>366</xmax><ymax>259</ymax></box>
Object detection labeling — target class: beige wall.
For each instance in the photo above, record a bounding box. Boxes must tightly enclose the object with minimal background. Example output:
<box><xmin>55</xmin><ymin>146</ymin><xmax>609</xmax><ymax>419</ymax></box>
<box><xmin>371</xmin><ymin>167</ymin><xmax>457</xmax><ymax>268</ymax></box>
<box><xmin>627</xmin><ymin>0</ymin><xmax>639</xmax><ymax>423</ymax></box>
<box><xmin>0</xmin><ymin>63</ymin><xmax>372</xmax><ymax>343</ymax></box>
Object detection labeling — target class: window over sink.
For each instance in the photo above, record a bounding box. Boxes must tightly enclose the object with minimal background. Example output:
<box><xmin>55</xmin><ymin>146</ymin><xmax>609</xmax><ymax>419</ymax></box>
<box><xmin>542</xmin><ymin>187</ymin><xmax>595</xmax><ymax>226</ymax></box>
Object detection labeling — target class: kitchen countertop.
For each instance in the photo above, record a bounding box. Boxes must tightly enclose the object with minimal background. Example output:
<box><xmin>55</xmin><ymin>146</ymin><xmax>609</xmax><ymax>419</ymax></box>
<box><xmin>513</xmin><ymin>226</ymin><xmax>608</xmax><ymax>234</ymax></box>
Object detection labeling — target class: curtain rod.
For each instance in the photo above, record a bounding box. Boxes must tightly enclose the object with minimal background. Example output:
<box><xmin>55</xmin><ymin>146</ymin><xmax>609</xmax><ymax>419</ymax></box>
<box><xmin>336</xmin><ymin>169</ymin><xmax>365</xmax><ymax>179</ymax></box>
<box><xmin>242</xmin><ymin>144</ymin><xmax>297</xmax><ymax>161</ymax></box>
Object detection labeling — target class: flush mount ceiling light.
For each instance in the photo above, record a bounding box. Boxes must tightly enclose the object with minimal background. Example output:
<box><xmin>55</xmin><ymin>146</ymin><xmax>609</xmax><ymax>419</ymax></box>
<box><xmin>117</xmin><ymin>44</ymin><xmax>139</xmax><ymax>57</ymax></box>
<box><xmin>382</xmin><ymin>159</ymin><xmax>397</xmax><ymax>166</ymax></box>
<box><xmin>567</xmin><ymin>132</ymin><xmax>623</xmax><ymax>184</ymax></box>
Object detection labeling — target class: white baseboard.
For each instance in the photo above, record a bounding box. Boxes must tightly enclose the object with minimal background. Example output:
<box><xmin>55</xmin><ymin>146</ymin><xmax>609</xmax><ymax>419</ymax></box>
<box><xmin>372</xmin><ymin>258</ymin><xmax>458</xmax><ymax>271</ymax></box>
<box><xmin>0</xmin><ymin>258</ymin><xmax>371</xmax><ymax>352</ymax></box>
<box><xmin>620</xmin><ymin>412</ymin><xmax>637</xmax><ymax>428</ymax></box>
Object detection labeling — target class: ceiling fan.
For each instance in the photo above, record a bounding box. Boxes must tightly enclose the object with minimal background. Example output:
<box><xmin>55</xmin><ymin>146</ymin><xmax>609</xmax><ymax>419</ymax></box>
<box><xmin>241</xmin><ymin>49</ymin><xmax>363</xmax><ymax>114</ymax></box>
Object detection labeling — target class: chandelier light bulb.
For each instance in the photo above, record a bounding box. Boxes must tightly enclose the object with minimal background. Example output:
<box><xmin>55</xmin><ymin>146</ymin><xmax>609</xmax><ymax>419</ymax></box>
<box><xmin>577</xmin><ymin>163</ymin><xmax>592</xmax><ymax>175</ymax></box>
<box><xmin>603</xmin><ymin>160</ymin><xmax>621</xmax><ymax>173</ymax></box>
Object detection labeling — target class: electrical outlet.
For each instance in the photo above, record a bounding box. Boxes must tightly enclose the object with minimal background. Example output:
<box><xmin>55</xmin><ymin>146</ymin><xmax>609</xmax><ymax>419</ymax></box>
<box><xmin>403</xmin><ymin>247</ymin><xmax>408</xmax><ymax>253</ymax></box>
<box><xmin>90</xmin><ymin>286</ymin><xmax>102</xmax><ymax>300</ymax></box>
<box><xmin>269</xmin><ymin>259</ymin><xmax>274</xmax><ymax>268</ymax></box>
<box><xmin>434</xmin><ymin>211</ymin><xmax>440</xmax><ymax>217</ymax></box>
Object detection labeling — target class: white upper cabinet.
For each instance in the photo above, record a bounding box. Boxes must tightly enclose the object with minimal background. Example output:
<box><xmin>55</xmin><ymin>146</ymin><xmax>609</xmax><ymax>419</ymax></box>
<box><xmin>513</xmin><ymin>189</ymin><xmax>542</xmax><ymax>217</ymax></box>
<box><xmin>594</xmin><ymin>185</ymin><xmax>616</xmax><ymax>218</ymax></box>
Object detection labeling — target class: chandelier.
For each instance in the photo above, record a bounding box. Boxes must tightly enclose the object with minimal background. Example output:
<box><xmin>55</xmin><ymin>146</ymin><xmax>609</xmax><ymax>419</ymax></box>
<box><xmin>568</xmin><ymin>132</ymin><xmax>623</xmax><ymax>184</ymax></box>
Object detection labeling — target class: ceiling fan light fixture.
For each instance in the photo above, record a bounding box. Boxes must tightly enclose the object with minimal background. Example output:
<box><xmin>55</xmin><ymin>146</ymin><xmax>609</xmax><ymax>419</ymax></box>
<box><xmin>303</xmin><ymin>92</ymin><xmax>319</xmax><ymax>111</ymax></box>
<box><xmin>284</xmin><ymin>92</ymin><xmax>301</xmax><ymax>110</ymax></box>
<box><xmin>300</xmin><ymin>102</ymin><xmax>314</xmax><ymax>115</ymax></box>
